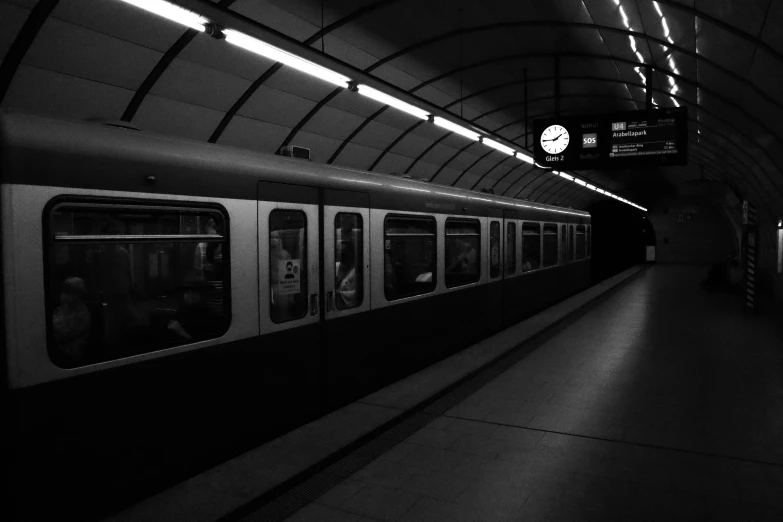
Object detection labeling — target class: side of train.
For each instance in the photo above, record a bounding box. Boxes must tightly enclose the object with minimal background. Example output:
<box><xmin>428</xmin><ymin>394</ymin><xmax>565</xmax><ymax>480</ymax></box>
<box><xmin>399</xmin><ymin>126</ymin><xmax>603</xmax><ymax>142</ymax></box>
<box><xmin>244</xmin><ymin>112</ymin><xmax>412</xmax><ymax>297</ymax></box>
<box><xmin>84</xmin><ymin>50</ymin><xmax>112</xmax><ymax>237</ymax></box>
<box><xmin>1</xmin><ymin>113</ymin><xmax>591</xmax><ymax>519</ymax></box>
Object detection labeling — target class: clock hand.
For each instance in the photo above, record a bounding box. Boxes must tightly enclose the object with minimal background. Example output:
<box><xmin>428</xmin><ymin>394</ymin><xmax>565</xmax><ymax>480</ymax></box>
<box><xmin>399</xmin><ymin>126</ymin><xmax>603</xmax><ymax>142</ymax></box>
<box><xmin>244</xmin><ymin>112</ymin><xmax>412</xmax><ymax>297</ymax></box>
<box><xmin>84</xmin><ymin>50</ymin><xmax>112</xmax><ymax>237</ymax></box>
<box><xmin>543</xmin><ymin>133</ymin><xmax>564</xmax><ymax>142</ymax></box>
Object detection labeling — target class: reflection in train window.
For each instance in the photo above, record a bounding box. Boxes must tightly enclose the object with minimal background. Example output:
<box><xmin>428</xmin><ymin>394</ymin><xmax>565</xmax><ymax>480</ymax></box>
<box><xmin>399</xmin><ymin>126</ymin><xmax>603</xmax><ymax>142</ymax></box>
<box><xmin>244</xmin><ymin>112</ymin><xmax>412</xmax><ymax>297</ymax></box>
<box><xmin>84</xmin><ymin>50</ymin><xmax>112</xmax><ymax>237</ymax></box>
<box><xmin>586</xmin><ymin>225</ymin><xmax>592</xmax><ymax>258</ymax></box>
<box><xmin>384</xmin><ymin>215</ymin><xmax>436</xmax><ymax>300</ymax></box>
<box><xmin>506</xmin><ymin>222</ymin><xmax>516</xmax><ymax>275</ymax></box>
<box><xmin>559</xmin><ymin>224</ymin><xmax>567</xmax><ymax>265</ymax></box>
<box><xmin>490</xmin><ymin>221</ymin><xmax>500</xmax><ymax>279</ymax></box>
<box><xmin>335</xmin><ymin>213</ymin><xmax>363</xmax><ymax>310</ymax></box>
<box><xmin>576</xmin><ymin>225</ymin><xmax>586</xmax><ymax>260</ymax></box>
<box><xmin>543</xmin><ymin>223</ymin><xmax>559</xmax><ymax>268</ymax></box>
<box><xmin>570</xmin><ymin>225</ymin><xmax>576</xmax><ymax>261</ymax></box>
<box><xmin>270</xmin><ymin>210</ymin><xmax>308</xmax><ymax>323</ymax></box>
<box><xmin>445</xmin><ymin>219</ymin><xmax>480</xmax><ymax>288</ymax></box>
<box><xmin>522</xmin><ymin>222</ymin><xmax>541</xmax><ymax>272</ymax></box>
<box><xmin>46</xmin><ymin>201</ymin><xmax>230</xmax><ymax>369</ymax></box>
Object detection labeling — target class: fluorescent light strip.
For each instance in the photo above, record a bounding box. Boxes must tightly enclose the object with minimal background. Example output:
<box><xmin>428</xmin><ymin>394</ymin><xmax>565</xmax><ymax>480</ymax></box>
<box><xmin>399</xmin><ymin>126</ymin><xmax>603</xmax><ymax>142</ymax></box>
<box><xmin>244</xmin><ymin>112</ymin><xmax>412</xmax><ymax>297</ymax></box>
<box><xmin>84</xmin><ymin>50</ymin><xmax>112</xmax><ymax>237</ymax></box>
<box><xmin>433</xmin><ymin>117</ymin><xmax>480</xmax><ymax>141</ymax></box>
<box><xmin>662</xmin><ymin>18</ymin><xmax>670</xmax><ymax>37</ymax></box>
<box><xmin>629</xmin><ymin>36</ymin><xmax>638</xmax><ymax>53</ymax></box>
<box><xmin>574</xmin><ymin>179</ymin><xmax>587</xmax><ymax>186</ymax></box>
<box><xmin>619</xmin><ymin>5</ymin><xmax>630</xmax><ymax>27</ymax></box>
<box><xmin>653</xmin><ymin>1</ymin><xmax>663</xmax><ymax>16</ymax></box>
<box><xmin>356</xmin><ymin>85</ymin><xmax>429</xmax><ymax>120</ymax></box>
<box><xmin>483</xmin><ymin>138</ymin><xmax>515</xmax><ymax>155</ymax></box>
<box><xmin>516</xmin><ymin>152</ymin><xmax>535</xmax><ymax>164</ymax></box>
<box><xmin>224</xmin><ymin>29</ymin><xmax>351</xmax><ymax>88</ymax></box>
<box><xmin>559</xmin><ymin>172</ymin><xmax>574</xmax><ymax>180</ymax></box>
<box><xmin>118</xmin><ymin>0</ymin><xmax>208</xmax><ymax>31</ymax></box>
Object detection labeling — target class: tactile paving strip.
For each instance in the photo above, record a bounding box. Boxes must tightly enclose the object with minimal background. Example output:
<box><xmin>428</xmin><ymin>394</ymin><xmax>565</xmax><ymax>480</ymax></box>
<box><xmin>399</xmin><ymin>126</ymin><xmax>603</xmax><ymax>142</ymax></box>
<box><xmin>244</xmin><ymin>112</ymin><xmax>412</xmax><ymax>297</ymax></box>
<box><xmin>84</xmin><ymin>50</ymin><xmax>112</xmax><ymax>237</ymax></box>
<box><xmin>222</xmin><ymin>269</ymin><xmax>646</xmax><ymax>522</ymax></box>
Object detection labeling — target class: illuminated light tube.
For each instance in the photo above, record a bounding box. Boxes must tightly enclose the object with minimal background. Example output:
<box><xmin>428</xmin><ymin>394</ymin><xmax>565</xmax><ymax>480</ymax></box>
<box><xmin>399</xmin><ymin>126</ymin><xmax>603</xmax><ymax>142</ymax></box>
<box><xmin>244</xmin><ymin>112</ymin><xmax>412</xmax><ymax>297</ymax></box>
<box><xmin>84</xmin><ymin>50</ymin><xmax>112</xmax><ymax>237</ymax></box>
<box><xmin>516</xmin><ymin>152</ymin><xmax>535</xmax><ymax>164</ymax></box>
<box><xmin>662</xmin><ymin>18</ymin><xmax>670</xmax><ymax>37</ymax></box>
<box><xmin>629</xmin><ymin>36</ymin><xmax>638</xmax><ymax>53</ymax></box>
<box><xmin>224</xmin><ymin>29</ymin><xmax>351</xmax><ymax>88</ymax></box>
<box><xmin>635</xmin><ymin>51</ymin><xmax>645</xmax><ymax>63</ymax></box>
<box><xmin>559</xmin><ymin>172</ymin><xmax>575</xmax><ymax>181</ymax></box>
<box><xmin>667</xmin><ymin>35</ymin><xmax>674</xmax><ymax>44</ymax></box>
<box><xmin>574</xmin><ymin>179</ymin><xmax>587</xmax><ymax>186</ymax></box>
<box><xmin>672</xmin><ymin>98</ymin><xmax>680</xmax><ymax>107</ymax></box>
<box><xmin>671</xmin><ymin>84</ymin><xmax>679</xmax><ymax>94</ymax></box>
<box><xmin>117</xmin><ymin>0</ymin><xmax>208</xmax><ymax>31</ymax></box>
<box><xmin>653</xmin><ymin>1</ymin><xmax>663</xmax><ymax>16</ymax></box>
<box><xmin>356</xmin><ymin>85</ymin><xmax>429</xmax><ymax>120</ymax></box>
<box><xmin>668</xmin><ymin>76</ymin><xmax>676</xmax><ymax>86</ymax></box>
<box><xmin>619</xmin><ymin>6</ymin><xmax>630</xmax><ymax>27</ymax></box>
<box><xmin>586</xmin><ymin>184</ymin><xmax>597</xmax><ymax>190</ymax></box>
<box><xmin>483</xmin><ymin>138</ymin><xmax>515</xmax><ymax>155</ymax></box>
<box><xmin>433</xmin><ymin>117</ymin><xmax>480</xmax><ymax>140</ymax></box>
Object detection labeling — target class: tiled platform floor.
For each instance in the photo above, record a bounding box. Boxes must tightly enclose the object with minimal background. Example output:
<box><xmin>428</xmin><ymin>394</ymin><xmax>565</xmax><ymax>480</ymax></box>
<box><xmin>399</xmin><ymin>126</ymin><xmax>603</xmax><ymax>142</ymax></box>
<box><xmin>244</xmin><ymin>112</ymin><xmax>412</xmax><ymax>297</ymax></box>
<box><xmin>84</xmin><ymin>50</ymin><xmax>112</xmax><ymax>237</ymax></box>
<box><xmin>284</xmin><ymin>266</ymin><xmax>783</xmax><ymax>521</ymax></box>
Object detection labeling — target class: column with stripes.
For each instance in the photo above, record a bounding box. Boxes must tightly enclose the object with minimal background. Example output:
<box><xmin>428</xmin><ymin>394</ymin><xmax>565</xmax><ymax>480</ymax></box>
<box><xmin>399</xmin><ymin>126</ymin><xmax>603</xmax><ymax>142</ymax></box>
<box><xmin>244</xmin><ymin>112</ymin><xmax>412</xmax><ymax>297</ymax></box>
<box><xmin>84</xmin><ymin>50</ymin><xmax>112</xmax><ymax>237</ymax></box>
<box><xmin>742</xmin><ymin>201</ymin><xmax>758</xmax><ymax>312</ymax></box>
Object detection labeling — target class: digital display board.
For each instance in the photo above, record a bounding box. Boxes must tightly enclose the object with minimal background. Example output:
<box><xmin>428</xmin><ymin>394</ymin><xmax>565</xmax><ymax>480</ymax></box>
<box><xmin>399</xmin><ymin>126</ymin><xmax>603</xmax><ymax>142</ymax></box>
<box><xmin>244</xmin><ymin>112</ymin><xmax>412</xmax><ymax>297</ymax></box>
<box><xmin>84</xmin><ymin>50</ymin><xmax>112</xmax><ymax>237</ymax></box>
<box><xmin>533</xmin><ymin>108</ymin><xmax>687</xmax><ymax>170</ymax></box>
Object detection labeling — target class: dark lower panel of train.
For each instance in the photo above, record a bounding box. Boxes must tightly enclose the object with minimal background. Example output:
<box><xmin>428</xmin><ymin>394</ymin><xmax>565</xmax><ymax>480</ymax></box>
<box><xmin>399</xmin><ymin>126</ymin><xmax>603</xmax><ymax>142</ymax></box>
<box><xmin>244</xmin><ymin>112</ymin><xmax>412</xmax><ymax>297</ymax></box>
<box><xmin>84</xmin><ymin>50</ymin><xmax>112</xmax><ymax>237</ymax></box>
<box><xmin>7</xmin><ymin>261</ymin><xmax>590</xmax><ymax>521</ymax></box>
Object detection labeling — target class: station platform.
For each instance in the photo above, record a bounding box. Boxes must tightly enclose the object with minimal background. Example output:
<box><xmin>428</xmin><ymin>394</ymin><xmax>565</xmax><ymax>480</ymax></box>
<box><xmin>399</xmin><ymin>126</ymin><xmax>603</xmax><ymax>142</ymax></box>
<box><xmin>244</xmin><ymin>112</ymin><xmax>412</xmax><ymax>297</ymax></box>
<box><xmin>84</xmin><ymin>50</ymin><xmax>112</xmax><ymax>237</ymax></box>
<box><xmin>107</xmin><ymin>265</ymin><xmax>783</xmax><ymax>522</ymax></box>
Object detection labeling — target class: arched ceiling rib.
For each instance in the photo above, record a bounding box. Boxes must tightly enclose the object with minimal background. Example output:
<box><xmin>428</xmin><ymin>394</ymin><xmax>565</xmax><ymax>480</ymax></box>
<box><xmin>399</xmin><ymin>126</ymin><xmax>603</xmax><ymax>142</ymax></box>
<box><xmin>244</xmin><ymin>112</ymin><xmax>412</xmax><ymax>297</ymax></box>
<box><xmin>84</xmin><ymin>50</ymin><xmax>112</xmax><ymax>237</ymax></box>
<box><xmin>1</xmin><ymin>0</ymin><xmax>781</xmax><ymax>217</ymax></box>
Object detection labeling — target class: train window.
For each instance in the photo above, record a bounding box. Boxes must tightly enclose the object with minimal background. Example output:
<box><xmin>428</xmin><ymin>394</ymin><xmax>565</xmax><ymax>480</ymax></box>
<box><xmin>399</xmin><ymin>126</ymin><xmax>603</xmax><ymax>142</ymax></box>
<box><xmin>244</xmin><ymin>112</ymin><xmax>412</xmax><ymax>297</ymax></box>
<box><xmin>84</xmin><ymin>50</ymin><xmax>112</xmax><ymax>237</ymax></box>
<box><xmin>543</xmin><ymin>223</ymin><xmax>558</xmax><ymax>267</ymax></box>
<box><xmin>586</xmin><ymin>225</ymin><xmax>592</xmax><ymax>257</ymax></box>
<box><xmin>576</xmin><ymin>225</ymin><xmax>586</xmax><ymax>260</ymax></box>
<box><xmin>490</xmin><ymin>221</ymin><xmax>500</xmax><ymax>278</ymax></box>
<box><xmin>334</xmin><ymin>213</ymin><xmax>363</xmax><ymax>310</ymax></box>
<box><xmin>559</xmin><ymin>224</ymin><xmax>567</xmax><ymax>264</ymax></box>
<box><xmin>270</xmin><ymin>210</ymin><xmax>308</xmax><ymax>323</ymax></box>
<box><xmin>570</xmin><ymin>225</ymin><xmax>576</xmax><ymax>261</ymax></box>
<box><xmin>46</xmin><ymin>201</ymin><xmax>230</xmax><ymax>369</ymax></box>
<box><xmin>445</xmin><ymin>219</ymin><xmax>481</xmax><ymax>288</ymax></box>
<box><xmin>384</xmin><ymin>215</ymin><xmax>436</xmax><ymax>300</ymax></box>
<box><xmin>522</xmin><ymin>223</ymin><xmax>541</xmax><ymax>272</ymax></box>
<box><xmin>506</xmin><ymin>222</ymin><xmax>516</xmax><ymax>275</ymax></box>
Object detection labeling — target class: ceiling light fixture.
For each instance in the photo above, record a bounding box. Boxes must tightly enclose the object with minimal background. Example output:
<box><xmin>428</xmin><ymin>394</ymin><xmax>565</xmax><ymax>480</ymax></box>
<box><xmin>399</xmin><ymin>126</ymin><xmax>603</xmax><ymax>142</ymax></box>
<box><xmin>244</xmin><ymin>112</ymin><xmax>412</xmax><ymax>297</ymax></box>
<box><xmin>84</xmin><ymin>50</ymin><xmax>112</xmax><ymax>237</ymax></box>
<box><xmin>559</xmin><ymin>172</ymin><xmax>575</xmax><ymax>180</ymax></box>
<box><xmin>483</xmin><ymin>138</ymin><xmax>515</xmax><ymax>155</ymax></box>
<box><xmin>433</xmin><ymin>117</ymin><xmax>480</xmax><ymax>140</ymax></box>
<box><xmin>224</xmin><ymin>29</ymin><xmax>351</xmax><ymax>88</ymax></box>
<box><xmin>118</xmin><ymin>0</ymin><xmax>208</xmax><ymax>31</ymax></box>
<box><xmin>618</xmin><ymin>5</ymin><xmax>630</xmax><ymax>27</ymax></box>
<box><xmin>356</xmin><ymin>85</ymin><xmax>429</xmax><ymax>119</ymax></box>
<box><xmin>653</xmin><ymin>1</ymin><xmax>663</xmax><ymax>16</ymax></box>
<box><xmin>516</xmin><ymin>152</ymin><xmax>535</xmax><ymax>164</ymax></box>
<box><xmin>574</xmin><ymin>179</ymin><xmax>587</xmax><ymax>186</ymax></box>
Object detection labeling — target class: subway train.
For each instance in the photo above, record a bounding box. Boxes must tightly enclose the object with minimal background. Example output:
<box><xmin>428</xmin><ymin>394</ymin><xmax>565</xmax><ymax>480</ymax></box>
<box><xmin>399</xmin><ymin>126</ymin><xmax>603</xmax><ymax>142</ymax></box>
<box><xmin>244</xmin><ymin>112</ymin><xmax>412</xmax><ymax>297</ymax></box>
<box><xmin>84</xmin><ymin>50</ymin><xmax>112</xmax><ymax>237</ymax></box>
<box><xmin>1</xmin><ymin>113</ymin><xmax>591</xmax><ymax>520</ymax></box>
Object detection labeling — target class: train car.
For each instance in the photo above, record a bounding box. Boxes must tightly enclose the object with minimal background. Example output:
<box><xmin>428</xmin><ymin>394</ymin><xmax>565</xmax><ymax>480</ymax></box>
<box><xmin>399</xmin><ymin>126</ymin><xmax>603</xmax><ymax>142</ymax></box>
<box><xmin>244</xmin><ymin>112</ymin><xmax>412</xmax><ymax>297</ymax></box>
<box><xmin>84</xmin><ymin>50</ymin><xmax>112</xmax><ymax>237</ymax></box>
<box><xmin>1</xmin><ymin>112</ymin><xmax>591</xmax><ymax>520</ymax></box>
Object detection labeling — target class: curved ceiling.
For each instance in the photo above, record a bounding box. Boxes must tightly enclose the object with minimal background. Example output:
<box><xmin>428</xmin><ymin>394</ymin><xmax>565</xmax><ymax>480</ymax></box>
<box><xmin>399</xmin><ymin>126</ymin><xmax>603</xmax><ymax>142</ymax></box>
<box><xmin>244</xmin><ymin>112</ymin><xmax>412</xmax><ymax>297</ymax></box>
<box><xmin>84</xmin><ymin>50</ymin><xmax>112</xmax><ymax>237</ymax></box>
<box><xmin>1</xmin><ymin>0</ymin><xmax>782</xmax><ymax>217</ymax></box>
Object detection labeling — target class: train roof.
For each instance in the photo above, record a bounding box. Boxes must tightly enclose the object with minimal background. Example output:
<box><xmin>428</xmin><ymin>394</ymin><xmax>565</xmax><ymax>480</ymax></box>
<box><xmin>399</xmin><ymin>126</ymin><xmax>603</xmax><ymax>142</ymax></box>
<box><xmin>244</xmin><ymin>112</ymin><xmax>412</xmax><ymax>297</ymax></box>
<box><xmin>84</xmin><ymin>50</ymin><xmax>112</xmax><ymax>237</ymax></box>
<box><xmin>0</xmin><ymin>112</ymin><xmax>589</xmax><ymax>223</ymax></box>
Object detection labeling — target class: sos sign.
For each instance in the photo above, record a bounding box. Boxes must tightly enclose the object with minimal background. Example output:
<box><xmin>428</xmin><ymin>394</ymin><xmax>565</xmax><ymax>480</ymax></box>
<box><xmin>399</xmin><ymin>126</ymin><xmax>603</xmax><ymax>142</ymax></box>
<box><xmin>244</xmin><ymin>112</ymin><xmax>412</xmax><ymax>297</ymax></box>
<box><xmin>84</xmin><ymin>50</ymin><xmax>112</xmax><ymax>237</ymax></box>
<box><xmin>582</xmin><ymin>133</ymin><xmax>597</xmax><ymax>148</ymax></box>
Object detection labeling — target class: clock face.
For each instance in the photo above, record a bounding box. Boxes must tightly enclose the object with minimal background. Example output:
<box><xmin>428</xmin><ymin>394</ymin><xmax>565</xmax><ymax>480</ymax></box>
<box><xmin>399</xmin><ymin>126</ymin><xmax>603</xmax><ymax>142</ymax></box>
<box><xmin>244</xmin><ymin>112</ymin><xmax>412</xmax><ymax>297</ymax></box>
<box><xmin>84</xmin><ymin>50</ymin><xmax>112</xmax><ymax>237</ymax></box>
<box><xmin>540</xmin><ymin>125</ymin><xmax>570</xmax><ymax>154</ymax></box>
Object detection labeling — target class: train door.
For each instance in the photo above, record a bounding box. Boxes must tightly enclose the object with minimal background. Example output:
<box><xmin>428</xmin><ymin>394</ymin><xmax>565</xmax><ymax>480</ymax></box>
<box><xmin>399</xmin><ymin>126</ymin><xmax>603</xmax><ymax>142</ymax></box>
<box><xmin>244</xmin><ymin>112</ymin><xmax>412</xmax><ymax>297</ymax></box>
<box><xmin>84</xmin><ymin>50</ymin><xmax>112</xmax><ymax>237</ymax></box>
<box><xmin>486</xmin><ymin>209</ymin><xmax>504</xmax><ymax>333</ymax></box>
<box><xmin>502</xmin><ymin>209</ymin><xmax>519</xmax><ymax>325</ymax></box>
<box><xmin>322</xmin><ymin>189</ymin><xmax>371</xmax><ymax>407</ymax></box>
<box><xmin>257</xmin><ymin>181</ymin><xmax>323</xmax><ymax>415</ymax></box>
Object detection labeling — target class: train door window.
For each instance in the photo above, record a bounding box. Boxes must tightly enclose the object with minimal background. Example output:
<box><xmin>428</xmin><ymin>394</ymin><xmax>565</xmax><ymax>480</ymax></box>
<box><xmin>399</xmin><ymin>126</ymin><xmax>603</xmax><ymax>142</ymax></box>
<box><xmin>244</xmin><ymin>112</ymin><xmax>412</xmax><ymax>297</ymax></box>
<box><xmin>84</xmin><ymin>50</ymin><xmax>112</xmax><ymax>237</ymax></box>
<box><xmin>576</xmin><ymin>225</ymin><xmax>586</xmax><ymax>260</ymax></box>
<box><xmin>522</xmin><ymin>222</ymin><xmax>541</xmax><ymax>272</ymax></box>
<box><xmin>586</xmin><ymin>225</ymin><xmax>592</xmax><ymax>258</ymax></box>
<box><xmin>270</xmin><ymin>210</ymin><xmax>308</xmax><ymax>323</ymax></box>
<box><xmin>506</xmin><ymin>222</ymin><xmax>516</xmax><ymax>275</ymax></box>
<box><xmin>569</xmin><ymin>225</ymin><xmax>576</xmax><ymax>261</ymax></box>
<box><xmin>46</xmin><ymin>200</ymin><xmax>230</xmax><ymax>369</ymax></box>
<box><xmin>334</xmin><ymin>213</ymin><xmax>363</xmax><ymax>310</ymax></box>
<box><xmin>384</xmin><ymin>215</ymin><xmax>436</xmax><ymax>300</ymax></box>
<box><xmin>489</xmin><ymin>221</ymin><xmax>500</xmax><ymax>278</ymax></box>
<box><xmin>445</xmin><ymin>219</ymin><xmax>481</xmax><ymax>288</ymax></box>
<box><xmin>543</xmin><ymin>223</ymin><xmax>558</xmax><ymax>267</ymax></box>
<box><xmin>559</xmin><ymin>224</ymin><xmax>567</xmax><ymax>264</ymax></box>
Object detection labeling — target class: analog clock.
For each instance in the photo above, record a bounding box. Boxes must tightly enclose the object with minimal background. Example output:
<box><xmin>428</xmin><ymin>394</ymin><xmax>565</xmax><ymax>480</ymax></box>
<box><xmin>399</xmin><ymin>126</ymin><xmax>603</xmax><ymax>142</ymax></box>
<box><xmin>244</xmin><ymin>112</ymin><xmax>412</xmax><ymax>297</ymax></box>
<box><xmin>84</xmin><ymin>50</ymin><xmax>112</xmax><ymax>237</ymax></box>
<box><xmin>540</xmin><ymin>125</ymin><xmax>570</xmax><ymax>154</ymax></box>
